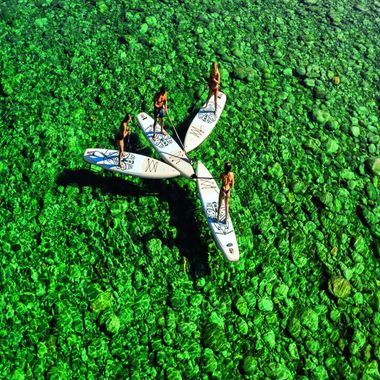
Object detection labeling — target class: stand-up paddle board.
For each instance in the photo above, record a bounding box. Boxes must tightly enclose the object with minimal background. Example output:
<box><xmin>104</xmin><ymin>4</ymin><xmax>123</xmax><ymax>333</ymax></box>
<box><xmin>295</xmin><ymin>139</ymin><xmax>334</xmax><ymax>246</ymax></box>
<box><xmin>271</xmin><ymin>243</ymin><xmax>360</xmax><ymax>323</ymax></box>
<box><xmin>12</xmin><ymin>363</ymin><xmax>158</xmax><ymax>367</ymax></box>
<box><xmin>196</xmin><ymin>161</ymin><xmax>239</xmax><ymax>262</ymax></box>
<box><xmin>83</xmin><ymin>149</ymin><xmax>180</xmax><ymax>179</ymax></box>
<box><xmin>184</xmin><ymin>92</ymin><xmax>227</xmax><ymax>153</ymax></box>
<box><xmin>137</xmin><ymin>112</ymin><xmax>195</xmax><ymax>179</ymax></box>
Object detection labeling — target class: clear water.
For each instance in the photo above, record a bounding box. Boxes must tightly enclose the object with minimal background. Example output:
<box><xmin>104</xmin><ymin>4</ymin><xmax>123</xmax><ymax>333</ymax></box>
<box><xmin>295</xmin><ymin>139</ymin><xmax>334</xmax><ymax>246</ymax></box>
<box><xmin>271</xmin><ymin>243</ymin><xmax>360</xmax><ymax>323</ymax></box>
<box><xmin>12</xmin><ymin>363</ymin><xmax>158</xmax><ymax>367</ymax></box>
<box><xmin>1</xmin><ymin>0</ymin><xmax>379</xmax><ymax>378</ymax></box>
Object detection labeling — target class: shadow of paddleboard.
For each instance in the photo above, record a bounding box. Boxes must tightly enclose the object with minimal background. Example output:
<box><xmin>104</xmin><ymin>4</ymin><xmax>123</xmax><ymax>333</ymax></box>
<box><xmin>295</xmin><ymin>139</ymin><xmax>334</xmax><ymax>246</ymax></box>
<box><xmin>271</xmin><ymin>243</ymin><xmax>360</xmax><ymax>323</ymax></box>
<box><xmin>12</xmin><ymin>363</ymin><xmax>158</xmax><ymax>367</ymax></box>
<box><xmin>56</xmin><ymin>169</ymin><xmax>210</xmax><ymax>277</ymax></box>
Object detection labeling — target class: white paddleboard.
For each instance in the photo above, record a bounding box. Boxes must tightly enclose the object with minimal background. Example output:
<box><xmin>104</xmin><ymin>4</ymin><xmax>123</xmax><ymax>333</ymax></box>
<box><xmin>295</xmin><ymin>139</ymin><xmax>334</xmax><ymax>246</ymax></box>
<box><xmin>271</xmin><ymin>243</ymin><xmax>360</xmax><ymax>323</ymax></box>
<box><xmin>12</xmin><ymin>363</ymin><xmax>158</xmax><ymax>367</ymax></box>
<box><xmin>137</xmin><ymin>112</ymin><xmax>195</xmax><ymax>179</ymax></box>
<box><xmin>196</xmin><ymin>161</ymin><xmax>239</xmax><ymax>262</ymax></box>
<box><xmin>184</xmin><ymin>92</ymin><xmax>227</xmax><ymax>152</ymax></box>
<box><xmin>83</xmin><ymin>148</ymin><xmax>180</xmax><ymax>179</ymax></box>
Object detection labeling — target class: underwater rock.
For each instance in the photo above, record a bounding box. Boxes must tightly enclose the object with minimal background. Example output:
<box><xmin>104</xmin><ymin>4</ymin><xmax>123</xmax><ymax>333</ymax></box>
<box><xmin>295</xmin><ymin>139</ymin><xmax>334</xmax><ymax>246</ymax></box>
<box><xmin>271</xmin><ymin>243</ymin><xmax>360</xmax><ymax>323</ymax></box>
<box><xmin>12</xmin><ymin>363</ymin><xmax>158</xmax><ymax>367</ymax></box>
<box><xmin>234</xmin><ymin>296</ymin><xmax>248</xmax><ymax>316</ymax></box>
<box><xmin>273</xmin><ymin>284</ymin><xmax>289</xmax><ymax>300</ymax></box>
<box><xmin>203</xmin><ymin>348</ymin><xmax>218</xmax><ymax>374</ymax></box>
<box><xmin>304</xmin><ymin>78</ymin><xmax>315</xmax><ymax>88</ymax></box>
<box><xmin>105</xmin><ymin>313</ymin><xmax>121</xmax><ymax>334</ymax></box>
<box><xmin>287</xmin><ymin>317</ymin><xmax>301</xmax><ymax>339</ymax></box>
<box><xmin>326</xmin><ymin>139</ymin><xmax>340</xmax><ymax>154</ymax></box>
<box><xmin>242</xmin><ymin>356</ymin><xmax>257</xmax><ymax>375</ymax></box>
<box><xmin>300</xmin><ymin>309</ymin><xmax>319</xmax><ymax>332</ymax></box>
<box><xmin>258</xmin><ymin>297</ymin><xmax>274</xmax><ymax>312</ymax></box>
<box><xmin>233</xmin><ymin>67</ymin><xmax>257</xmax><ymax>82</ymax></box>
<box><xmin>268</xmin><ymin>162</ymin><xmax>284</xmax><ymax>179</ymax></box>
<box><xmin>235</xmin><ymin>318</ymin><xmax>249</xmax><ymax>335</ymax></box>
<box><xmin>170</xmin><ymin>290</ymin><xmax>187</xmax><ymax>311</ymax></box>
<box><xmin>367</xmin><ymin>157</ymin><xmax>380</xmax><ymax>176</ymax></box>
<box><xmin>91</xmin><ymin>291</ymin><xmax>113</xmax><ymax>313</ymax></box>
<box><xmin>328</xmin><ymin>10</ymin><xmax>343</xmax><ymax>25</ymax></box>
<box><xmin>351</xmin><ymin>126</ymin><xmax>360</xmax><ymax>137</ymax></box>
<box><xmin>328</xmin><ymin>276</ymin><xmax>351</xmax><ymax>298</ymax></box>
<box><xmin>203</xmin><ymin>323</ymin><xmax>228</xmax><ymax>352</ymax></box>
<box><xmin>312</xmin><ymin>108</ymin><xmax>331</xmax><ymax>125</ymax></box>
<box><xmin>295</xmin><ymin>66</ymin><xmax>306</xmax><ymax>77</ymax></box>
<box><xmin>263</xmin><ymin>330</ymin><xmax>276</xmax><ymax>349</ymax></box>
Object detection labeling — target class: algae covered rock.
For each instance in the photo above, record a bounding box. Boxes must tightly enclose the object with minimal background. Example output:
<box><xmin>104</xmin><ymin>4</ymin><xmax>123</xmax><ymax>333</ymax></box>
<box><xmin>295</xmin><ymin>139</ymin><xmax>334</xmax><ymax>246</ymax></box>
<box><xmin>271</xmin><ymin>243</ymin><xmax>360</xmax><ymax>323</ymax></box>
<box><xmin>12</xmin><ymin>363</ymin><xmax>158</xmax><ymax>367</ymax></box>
<box><xmin>233</xmin><ymin>66</ymin><xmax>257</xmax><ymax>82</ymax></box>
<box><xmin>268</xmin><ymin>162</ymin><xmax>284</xmax><ymax>179</ymax></box>
<box><xmin>328</xmin><ymin>276</ymin><xmax>351</xmax><ymax>298</ymax></box>
<box><xmin>312</xmin><ymin>108</ymin><xmax>331</xmax><ymax>125</ymax></box>
<box><xmin>258</xmin><ymin>297</ymin><xmax>274</xmax><ymax>312</ymax></box>
<box><xmin>242</xmin><ymin>356</ymin><xmax>257</xmax><ymax>375</ymax></box>
<box><xmin>300</xmin><ymin>309</ymin><xmax>319</xmax><ymax>332</ymax></box>
<box><xmin>202</xmin><ymin>323</ymin><xmax>228</xmax><ymax>352</ymax></box>
<box><xmin>274</xmin><ymin>284</ymin><xmax>289</xmax><ymax>300</ymax></box>
<box><xmin>287</xmin><ymin>317</ymin><xmax>302</xmax><ymax>339</ymax></box>
<box><xmin>91</xmin><ymin>291</ymin><xmax>113</xmax><ymax>313</ymax></box>
<box><xmin>326</xmin><ymin>139</ymin><xmax>340</xmax><ymax>154</ymax></box>
<box><xmin>367</xmin><ymin>157</ymin><xmax>380</xmax><ymax>176</ymax></box>
<box><xmin>234</xmin><ymin>295</ymin><xmax>248</xmax><ymax>316</ymax></box>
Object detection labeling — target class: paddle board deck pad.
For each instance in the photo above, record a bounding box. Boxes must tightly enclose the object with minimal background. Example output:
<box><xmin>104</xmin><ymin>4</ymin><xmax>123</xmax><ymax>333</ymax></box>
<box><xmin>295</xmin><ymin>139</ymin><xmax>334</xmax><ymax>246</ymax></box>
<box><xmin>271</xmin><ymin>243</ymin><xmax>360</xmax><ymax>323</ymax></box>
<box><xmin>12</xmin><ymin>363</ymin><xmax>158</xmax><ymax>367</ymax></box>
<box><xmin>196</xmin><ymin>161</ymin><xmax>239</xmax><ymax>262</ymax></box>
<box><xmin>83</xmin><ymin>149</ymin><xmax>180</xmax><ymax>179</ymax></box>
<box><xmin>137</xmin><ymin>112</ymin><xmax>195</xmax><ymax>179</ymax></box>
<box><xmin>184</xmin><ymin>92</ymin><xmax>227</xmax><ymax>153</ymax></box>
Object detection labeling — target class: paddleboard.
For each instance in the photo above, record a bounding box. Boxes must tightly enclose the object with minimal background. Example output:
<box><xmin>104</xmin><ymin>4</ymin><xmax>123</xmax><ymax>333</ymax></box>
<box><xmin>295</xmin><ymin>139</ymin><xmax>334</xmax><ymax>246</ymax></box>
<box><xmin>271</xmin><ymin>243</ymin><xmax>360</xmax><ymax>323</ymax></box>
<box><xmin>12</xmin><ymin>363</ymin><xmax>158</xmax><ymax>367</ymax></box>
<box><xmin>184</xmin><ymin>92</ymin><xmax>227</xmax><ymax>153</ymax></box>
<box><xmin>196</xmin><ymin>161</ymin><xmax>239</xmax><ymax>262</ymax></box>
<box><xmin>137</xmin><ymin>112</ymin><xmax>195</xmax><ymax>179</ymax></box>
<box><xmin>83</xmin><ymin>148</ymin><xmax>180</xmax><ymax>179</ymax></box>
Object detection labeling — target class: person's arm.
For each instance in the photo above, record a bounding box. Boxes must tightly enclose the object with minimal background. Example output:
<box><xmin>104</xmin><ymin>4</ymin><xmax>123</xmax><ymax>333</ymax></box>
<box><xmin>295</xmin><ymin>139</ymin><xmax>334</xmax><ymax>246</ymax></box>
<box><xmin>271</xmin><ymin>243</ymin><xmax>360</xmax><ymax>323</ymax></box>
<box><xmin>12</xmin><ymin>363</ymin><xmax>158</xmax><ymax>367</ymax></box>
<box><xmin>230</xmin><ymin>173</ymin><xmax>235</xmax><ymax>188</ymax></box>
<box><xmin>214</xmin><ymin>71</ymin><xmax>220</xmax><ymax>85</ymax></box>
<box><xmin>154</xmin><ymin>93</ymin><xmax>160</xmax><ymax>108</ymax></box>
<box><xmin>164</xmin><ymin>93</ymin><xmax>168</xmax><ymax>111</ymax></box>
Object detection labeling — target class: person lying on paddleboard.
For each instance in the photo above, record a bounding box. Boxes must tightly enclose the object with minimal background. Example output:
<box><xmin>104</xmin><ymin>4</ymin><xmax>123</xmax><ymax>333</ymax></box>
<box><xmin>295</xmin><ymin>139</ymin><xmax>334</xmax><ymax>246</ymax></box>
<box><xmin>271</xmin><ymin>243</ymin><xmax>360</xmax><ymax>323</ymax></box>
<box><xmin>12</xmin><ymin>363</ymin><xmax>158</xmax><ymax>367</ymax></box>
<box><xmin>204</xmin><ymin>62</ymin><xmax>220</xmax><ymax>115</ymax></box>
<box><xmin>153</xmin><ymin>86</ymin><xmax>168</xmax><ymax>141</ymax></box>
<box><xmin>116</xmin><ymin>113</ymin><xmax>132</xmax><ymax>168</ymax></box>
<box><xmin>216</xmin><ymin>161</ymin><xmax>234</xmax><ymax>224</ymax></box>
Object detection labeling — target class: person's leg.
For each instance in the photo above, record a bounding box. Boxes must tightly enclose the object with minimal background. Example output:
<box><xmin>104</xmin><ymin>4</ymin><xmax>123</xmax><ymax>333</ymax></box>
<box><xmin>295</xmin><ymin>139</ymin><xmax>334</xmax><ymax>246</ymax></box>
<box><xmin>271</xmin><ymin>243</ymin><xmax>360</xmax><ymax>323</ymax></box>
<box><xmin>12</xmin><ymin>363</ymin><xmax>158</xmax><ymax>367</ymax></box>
<box><xmin>225</xmin><ymin>192</ymin><xmax>230</xmax><ymax>222</ymax></box>
<box><xmin>118</xmin><ymin>139</ymin><xmax>124</xmax><ymax>167</ymax></box>
<box><xmin>216</xmin><ymin>190</ymin><xmax>223</xmax><ymax>222</ymax></box>
<box><xmin>153</xmin><ymin>115</ymin><xmax>158</xmax><ymax>141</ymax></box>
<box><xmin>214</xmin><ymin>87</ymin><xmax>219</xmax><ymax>115</ymax></box>
<box><xmin>204</xmin><ymin>88</ymin><xmax>213</xmax><ymax>109</ymax></box>
<box><xmin>161</xmin><ymin>116</ymin><xmax>167</xmax><ymax>135</ymax></box>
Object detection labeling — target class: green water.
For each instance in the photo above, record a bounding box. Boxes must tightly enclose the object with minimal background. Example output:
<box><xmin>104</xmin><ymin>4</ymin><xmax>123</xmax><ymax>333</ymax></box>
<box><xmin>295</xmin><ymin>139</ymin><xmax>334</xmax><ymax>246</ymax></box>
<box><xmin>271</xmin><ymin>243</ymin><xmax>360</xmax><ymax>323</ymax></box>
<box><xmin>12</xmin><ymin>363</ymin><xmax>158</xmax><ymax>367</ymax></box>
<box><xmin>1</xmin><ymin>0</ymin><xmax>380</xmax><ymax>378</ymax></box>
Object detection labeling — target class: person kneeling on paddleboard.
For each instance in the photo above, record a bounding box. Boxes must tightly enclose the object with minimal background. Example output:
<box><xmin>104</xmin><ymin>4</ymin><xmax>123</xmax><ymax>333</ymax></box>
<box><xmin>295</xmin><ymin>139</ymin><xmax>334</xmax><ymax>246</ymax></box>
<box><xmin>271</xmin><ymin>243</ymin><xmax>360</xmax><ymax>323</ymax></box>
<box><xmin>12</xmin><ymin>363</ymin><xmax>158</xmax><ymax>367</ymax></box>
<box><xmin>216</xmin><ymin>161</ymin><xmax>234</xmax><ymax>224</ymax></box>
<box><xmin>116</xmin><ymin>113</ymin><xmax>132</xmax><ymax>168</ymax></box>
<box><xmin>153</xmin><ymin>86</ymin><xmax>168</xmax><ymax>141</ymax></box>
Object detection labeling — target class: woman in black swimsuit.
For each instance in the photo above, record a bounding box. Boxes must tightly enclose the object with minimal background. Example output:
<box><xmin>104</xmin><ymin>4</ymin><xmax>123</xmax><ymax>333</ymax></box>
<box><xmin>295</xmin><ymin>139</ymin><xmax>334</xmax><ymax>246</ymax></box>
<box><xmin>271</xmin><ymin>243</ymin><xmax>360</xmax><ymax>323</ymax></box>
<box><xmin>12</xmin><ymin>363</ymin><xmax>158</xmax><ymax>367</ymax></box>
<box><xmin>204</xmin><ymin>62</ymin><xmax>220</xmax><ymax>115</ymax></box>
<box><xmin>116</xmin><ymin>113</ymin><xmax>132</xmax><ymax>168</ymax></box>
<box><xmin>216</xmin><ymin>161</ymin><xmax>235</xmax><ymax>223</ymax></box>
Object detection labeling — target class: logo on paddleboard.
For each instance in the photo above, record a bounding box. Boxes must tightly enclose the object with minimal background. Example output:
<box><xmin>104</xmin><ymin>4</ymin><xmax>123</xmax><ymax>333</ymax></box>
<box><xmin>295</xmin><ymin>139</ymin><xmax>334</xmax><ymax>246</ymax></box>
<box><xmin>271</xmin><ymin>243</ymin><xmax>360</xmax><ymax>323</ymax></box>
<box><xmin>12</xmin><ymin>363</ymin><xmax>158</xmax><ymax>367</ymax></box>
<box><xmin>206</xmin><ymin>201</ymin><xmax>229</xmax><ymax>234</ymax></box>
<box><xmin>198</xmin><ymin>112</ymin><xmax>216</xmax><ymax>124</ymax></box>
<box><xmin>120</xmin><ymin>153</ymin><xmax>135</xmax><ymax>170</ymax></box>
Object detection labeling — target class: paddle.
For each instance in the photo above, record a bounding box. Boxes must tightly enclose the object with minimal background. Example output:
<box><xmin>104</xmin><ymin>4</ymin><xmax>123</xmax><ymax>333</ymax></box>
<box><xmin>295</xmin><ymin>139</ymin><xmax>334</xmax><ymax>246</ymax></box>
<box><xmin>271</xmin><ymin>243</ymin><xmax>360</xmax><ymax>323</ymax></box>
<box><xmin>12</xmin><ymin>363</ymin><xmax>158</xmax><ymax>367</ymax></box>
<box><xmin>165</xmin><ymin>110</ymin><xmax>193</xmax><ymax>165</ymax></box>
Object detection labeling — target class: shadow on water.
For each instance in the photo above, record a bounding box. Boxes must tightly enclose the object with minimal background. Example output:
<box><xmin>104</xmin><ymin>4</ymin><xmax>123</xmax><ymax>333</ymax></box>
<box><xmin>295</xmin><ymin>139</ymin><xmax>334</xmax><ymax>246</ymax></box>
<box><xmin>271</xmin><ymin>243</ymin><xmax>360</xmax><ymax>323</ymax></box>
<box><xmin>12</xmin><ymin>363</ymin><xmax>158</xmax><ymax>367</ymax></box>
<box><xmin>56</xmin><ymin>168</ymin><xmax>210</xmax><ymax>277</ymax></box>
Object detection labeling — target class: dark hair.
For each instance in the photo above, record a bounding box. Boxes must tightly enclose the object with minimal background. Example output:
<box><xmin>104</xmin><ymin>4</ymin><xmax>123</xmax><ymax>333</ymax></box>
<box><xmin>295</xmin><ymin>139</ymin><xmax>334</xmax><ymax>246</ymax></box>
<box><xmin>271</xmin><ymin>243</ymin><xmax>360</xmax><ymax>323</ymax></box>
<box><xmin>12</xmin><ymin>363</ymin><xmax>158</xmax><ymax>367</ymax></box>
<box><xmin>159</xmin><ymin>86</ymin><xmax>166</xmax><ymax>95</ymax></box>
<box><xmin>224</xmin><ymin>161</ymin><xmax>232</xmax><ymax>173</ymax></box>
<box><xmin>122</xmin><ymin>113</ymin><xmax>131</xmax><ymax>122</ymax></box>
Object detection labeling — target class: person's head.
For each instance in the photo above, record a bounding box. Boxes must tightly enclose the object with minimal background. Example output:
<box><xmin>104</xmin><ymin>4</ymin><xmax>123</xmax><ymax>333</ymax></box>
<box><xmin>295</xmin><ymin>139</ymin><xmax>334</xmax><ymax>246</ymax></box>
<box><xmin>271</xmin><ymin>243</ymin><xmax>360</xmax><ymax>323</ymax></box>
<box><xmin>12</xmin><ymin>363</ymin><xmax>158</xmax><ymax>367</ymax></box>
<box><xmin>159</xmin><ymin>86</ymin><xmax>166</xmax><ymax>95</ymax></box>
<box><xmin>224</xmin><ymin>161</ymin><xmax>232</xmax><ymax>174</ymax></box>
<box><xmin>211</xmin><ymin>62</ymin><xmax>219</xmax><ymax>72</ymax></box>
<box><xmin>123</xmin><ymin>113</ymin><xmax>132</xmax><ymax>123</ymax></box>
